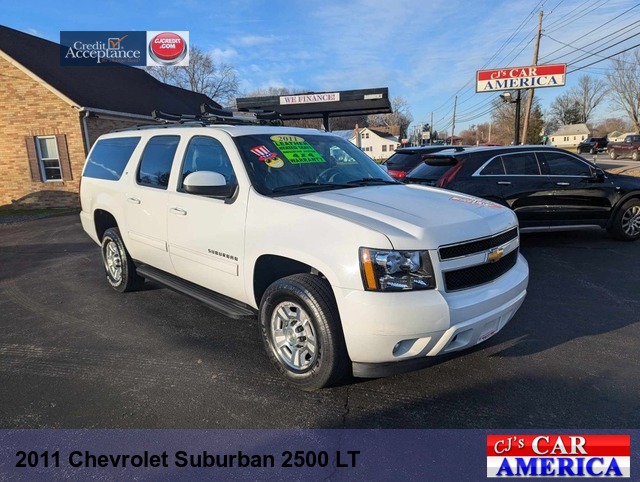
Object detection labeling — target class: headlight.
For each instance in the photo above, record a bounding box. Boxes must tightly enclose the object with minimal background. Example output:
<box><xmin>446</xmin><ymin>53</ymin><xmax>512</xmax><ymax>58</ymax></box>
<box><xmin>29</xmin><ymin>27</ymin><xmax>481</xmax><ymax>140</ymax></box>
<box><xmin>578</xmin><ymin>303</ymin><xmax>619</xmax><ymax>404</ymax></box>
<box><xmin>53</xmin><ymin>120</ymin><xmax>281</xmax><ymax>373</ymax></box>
<box><xmin>359</xmin><ymin>248</ymin><xmax>435</xmax><ymax>291</ymax></box>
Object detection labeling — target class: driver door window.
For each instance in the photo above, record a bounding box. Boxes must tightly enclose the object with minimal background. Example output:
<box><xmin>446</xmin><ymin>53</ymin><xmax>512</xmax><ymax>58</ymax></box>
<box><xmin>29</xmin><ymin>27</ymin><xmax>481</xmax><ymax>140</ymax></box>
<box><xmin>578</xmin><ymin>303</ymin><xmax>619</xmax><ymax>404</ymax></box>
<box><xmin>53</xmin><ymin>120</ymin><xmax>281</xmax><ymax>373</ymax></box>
<box><xmin>180</xmin><ymin>136</ymin><xmax>235</xmax><ymax>191</ymax></box>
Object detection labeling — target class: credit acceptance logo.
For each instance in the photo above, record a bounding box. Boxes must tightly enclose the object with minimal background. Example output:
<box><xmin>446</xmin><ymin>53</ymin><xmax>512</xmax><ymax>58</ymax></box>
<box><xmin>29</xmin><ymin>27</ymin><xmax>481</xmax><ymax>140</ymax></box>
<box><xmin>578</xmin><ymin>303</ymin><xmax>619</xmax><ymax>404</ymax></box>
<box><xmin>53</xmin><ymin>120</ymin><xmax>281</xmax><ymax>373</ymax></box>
<box><xmin>60</xmin><ymin>31</ymin><xmax>189</xmax><ymax>67</ymax></box>
<box><xmin>487</xmin><ymin>435</ymin><xmax>630</xmax><ymax>478</ymax></box>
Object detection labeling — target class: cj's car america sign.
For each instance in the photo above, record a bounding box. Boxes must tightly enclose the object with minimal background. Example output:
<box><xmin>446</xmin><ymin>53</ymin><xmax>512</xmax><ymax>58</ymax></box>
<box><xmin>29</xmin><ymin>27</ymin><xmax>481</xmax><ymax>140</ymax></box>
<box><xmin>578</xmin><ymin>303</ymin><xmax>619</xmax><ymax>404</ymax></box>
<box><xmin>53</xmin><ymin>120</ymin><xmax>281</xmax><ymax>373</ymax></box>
<box><xmin>476</xmin><ymin>64</ymin><xmax>566</xmax><ymax>92</ymax></box>
<box><xmin>60</xmin><ymin>31</ymin><xmax>189</xmax><ymax>67</ymax></box>
<box><xmin>487</xmin><ymin>435</ymin><xmax>630</xmax><ymax>478</ymax></box>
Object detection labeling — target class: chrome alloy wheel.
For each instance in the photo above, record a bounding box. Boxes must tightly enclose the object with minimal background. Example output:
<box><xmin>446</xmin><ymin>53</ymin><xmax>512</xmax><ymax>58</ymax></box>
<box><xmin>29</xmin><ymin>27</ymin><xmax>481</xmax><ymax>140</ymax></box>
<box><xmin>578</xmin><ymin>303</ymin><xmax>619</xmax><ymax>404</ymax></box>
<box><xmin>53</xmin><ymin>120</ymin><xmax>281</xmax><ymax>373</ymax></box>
<box><xmin>621</xmin><ymin>205</ymin><xmax>640</xmax><ymax>237</ymax></box>
<box><xmin>270</xmin><ymin>301</ymin><xmax>318</xmax><ymax>371</ymax></box>
<box><xmin>104</xmin><ymin>240</ymin><xmax>123</xmax><ymax>283</ymax></box>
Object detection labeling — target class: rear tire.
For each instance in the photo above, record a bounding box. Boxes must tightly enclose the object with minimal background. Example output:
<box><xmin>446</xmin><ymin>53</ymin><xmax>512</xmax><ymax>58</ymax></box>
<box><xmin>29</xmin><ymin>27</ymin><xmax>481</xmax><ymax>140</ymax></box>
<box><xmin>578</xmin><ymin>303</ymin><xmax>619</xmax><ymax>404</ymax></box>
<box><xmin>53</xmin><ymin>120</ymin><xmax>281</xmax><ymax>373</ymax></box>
<box><xmin>609</xmin><ymin>199</ymin><xmax>640</xmax><ymax>241</ymax></box>
<box><xmin>101</xmin><ymin>227</ymin><xmax>145</xmax><ymax>292</ymax></box>
<box><xmin>259</xmin><ymin>274</ymin><xmax>350</xmax><ymax>390</ymax></box>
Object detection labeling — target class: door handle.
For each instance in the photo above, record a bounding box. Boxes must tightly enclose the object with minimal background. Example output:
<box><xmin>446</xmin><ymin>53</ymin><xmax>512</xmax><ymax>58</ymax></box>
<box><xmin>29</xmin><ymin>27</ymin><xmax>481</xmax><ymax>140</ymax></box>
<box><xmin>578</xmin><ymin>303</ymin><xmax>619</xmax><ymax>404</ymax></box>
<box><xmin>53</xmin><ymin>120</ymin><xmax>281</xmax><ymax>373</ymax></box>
<box><xmin>169</xmin><ymin>207</ymin><xmax>187</xmax><ymax>216</ymax></box>
<box><xmin>127</xmin><ymin>197</ymin><xmax>141</xmax><ymax>204</ymax></box>
<box><xmin>497</xmin><ymin>181</ymin><xmax>511</xmax><ymax>186</ymax></box>
<box><xmin>556</xmin><ymin>182</ymin><xmax>570</xmax><ymax>186</ymax></box>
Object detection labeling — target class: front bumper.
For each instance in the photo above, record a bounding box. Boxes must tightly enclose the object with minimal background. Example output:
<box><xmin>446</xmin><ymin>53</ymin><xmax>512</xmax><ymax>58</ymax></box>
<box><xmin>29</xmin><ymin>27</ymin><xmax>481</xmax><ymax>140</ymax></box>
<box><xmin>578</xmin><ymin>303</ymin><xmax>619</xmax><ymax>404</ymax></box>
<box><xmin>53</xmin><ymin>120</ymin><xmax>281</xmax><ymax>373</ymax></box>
<box><xmin>333</xmin><ymin>254</ymin><xmax>528</xmax><ymax>372</ymax></box>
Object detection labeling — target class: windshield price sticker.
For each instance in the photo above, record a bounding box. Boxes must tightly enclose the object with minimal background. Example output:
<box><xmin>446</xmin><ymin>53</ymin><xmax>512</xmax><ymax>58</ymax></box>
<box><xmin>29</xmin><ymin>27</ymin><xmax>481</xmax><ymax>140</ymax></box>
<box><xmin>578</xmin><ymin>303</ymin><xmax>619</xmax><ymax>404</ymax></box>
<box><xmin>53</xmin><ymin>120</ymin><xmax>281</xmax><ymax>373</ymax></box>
<box><xmin>271</xmin><ymin>136</ymin><xmax>325</xmax><ymax>164</ymax></box>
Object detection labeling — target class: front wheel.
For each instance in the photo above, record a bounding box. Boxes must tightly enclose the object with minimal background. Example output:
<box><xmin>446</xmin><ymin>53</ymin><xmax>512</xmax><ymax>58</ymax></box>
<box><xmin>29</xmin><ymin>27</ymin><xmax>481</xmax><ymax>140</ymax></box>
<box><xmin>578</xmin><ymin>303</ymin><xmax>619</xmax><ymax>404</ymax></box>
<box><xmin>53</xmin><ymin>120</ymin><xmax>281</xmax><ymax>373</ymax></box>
<box><xmin>101</xmin><ymin>227</ymin><xmax>144</xmax><ymax>292</ymax></box>
<box><xmin>609</xmin><ymin>199</ymin><xmax>640</xmax><ymax>241</ymax></box>
<box><xmin>259</xmin><ymin>274</ymin><xmax>350</xmax><ymax>390</ymax></box>
<box><xmin>632</xmin><ymin>150</ymin><xmax>639</xmax><ymax>161</ymax></box>
<box><xmin>610</xmin><ymin>150</ymin><xmax>618</xmax><ymax>160</ymax></box>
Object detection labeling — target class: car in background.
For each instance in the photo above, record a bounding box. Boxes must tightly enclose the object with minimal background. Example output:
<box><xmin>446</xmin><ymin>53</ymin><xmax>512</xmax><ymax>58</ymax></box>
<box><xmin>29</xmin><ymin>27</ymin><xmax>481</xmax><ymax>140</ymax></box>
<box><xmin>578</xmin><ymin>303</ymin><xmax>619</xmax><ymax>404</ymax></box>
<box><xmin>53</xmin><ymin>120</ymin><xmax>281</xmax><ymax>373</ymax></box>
<box><xmin>607</xmin><ymin>134</ymin><xmax>640</xmax><ymax>160</ymax></box>
<box><xmin>382</xmin><ymin>145</ymin><xmax>465</xmax><ymax>180</ymax></box>
<box><xmin>577</xmin><ymin>136</ymin><xmax>608</xmax><ymax>155</ymax></box>
<box><xmin>404</xmin><ymin>145</ymin><xmax>640</xmax><ymax>241</ymax></box>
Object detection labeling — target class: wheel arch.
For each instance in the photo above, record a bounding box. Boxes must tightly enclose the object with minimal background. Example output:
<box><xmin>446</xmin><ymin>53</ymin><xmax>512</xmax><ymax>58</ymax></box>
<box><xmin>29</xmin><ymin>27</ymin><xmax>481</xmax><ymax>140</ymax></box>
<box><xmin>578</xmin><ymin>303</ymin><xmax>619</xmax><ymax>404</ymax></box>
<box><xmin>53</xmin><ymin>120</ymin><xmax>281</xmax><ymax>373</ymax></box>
<box><xmin>252</xmin><ymin>255</ymin><xmax>333</xmax><ymax>307</ymax></box>
<box><xmin>607</xmin><ymin>193</ymin><xmax>640</xmax><ymax>230</ymax></box>
<box><xmin>94</xmin><ymin>209</ymin><xmax>119</xmax><ymax>241</ymax></box>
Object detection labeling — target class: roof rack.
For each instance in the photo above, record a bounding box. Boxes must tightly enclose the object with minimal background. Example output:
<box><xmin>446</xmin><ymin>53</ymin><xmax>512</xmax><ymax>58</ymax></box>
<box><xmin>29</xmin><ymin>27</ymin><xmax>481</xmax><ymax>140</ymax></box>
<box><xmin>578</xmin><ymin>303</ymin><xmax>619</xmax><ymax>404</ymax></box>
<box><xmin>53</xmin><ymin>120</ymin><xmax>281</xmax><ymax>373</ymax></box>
<box><xmin>150</xmin><ymin>104</ymin><xmax>283</xmax><ymax>126</ymax></box>
<box><xmin>111</xmin><ymin>104</ymin><xmax>284</xmax><ymax>133</ymax></box>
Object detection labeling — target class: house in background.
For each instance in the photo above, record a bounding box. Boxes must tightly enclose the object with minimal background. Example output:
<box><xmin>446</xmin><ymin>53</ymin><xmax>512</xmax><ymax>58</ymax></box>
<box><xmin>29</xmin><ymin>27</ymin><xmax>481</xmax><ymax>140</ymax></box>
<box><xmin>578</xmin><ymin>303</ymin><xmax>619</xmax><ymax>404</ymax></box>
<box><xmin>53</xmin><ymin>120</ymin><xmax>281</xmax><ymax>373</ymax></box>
<box><xmin>0</xmin><ymin>25</ymin><xmax>216</xmax><ymax>208</ymax></box>
<box><xmin>549</xmin><ymin>124</ymin><xmax>590</xmax><ymax>151</ymax></box>
<box><xmin>333</xmin><ymin>127</ymin><xmax>400</xmax><ymax>161</ymax></box>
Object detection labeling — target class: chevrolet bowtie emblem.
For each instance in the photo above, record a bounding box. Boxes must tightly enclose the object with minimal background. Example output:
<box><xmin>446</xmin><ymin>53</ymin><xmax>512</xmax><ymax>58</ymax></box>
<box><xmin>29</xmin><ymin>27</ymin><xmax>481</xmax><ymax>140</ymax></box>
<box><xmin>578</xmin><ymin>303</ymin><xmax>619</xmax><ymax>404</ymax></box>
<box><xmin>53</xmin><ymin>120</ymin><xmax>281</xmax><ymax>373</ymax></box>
<box><xmin>487</xmin><ymin>247</ymin><xmax>504</xmax><ymax>263</ymax></box>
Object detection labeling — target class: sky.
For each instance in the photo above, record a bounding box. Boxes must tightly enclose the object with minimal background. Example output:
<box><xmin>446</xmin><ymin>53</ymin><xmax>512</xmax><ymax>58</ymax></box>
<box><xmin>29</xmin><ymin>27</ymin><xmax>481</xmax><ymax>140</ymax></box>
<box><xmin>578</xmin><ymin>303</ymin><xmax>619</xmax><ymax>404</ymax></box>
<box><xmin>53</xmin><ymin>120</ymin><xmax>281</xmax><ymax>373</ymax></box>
<box><xmin>3</xmin><ymin>0</ymin><xmax>639</xmax><ymax>134</ymax></box>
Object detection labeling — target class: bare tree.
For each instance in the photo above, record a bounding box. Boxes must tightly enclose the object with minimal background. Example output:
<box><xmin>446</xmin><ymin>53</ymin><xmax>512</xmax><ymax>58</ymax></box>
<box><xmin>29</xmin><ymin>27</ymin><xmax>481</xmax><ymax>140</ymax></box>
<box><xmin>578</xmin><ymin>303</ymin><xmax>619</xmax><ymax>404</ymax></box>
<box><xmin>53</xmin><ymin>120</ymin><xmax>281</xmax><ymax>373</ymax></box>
<box><xmin>549</xmin><ymin>91</ymin><xmax>582</xmax><ymax>126</ymax></box>
<box><xmin>592</xmin><ymin>117</ymin><xmax>633</xmax><ymax>137</ymax></box>
<box><xmin>367</xmin><ymin>96</ymin><xmax>413</xmax><ymax>139</ymax></box>
<box><xmin>574</xmin><ymin>75</ymin><xmax>608</xmax><ymax>124</ymax></box>
<box><xmin>147</xmin><ymin>46</ymin><xmax>239</xmax><ymax>107</ymax></box>
<box><xmin>607</xmin><ymin>50</ymin><xmax>640</xmax><ymax>132</ymax></box>
<box><xmin>490</xmin><ymin>90</ymin><xmax>543</xmax><ymax>144</ymax></box>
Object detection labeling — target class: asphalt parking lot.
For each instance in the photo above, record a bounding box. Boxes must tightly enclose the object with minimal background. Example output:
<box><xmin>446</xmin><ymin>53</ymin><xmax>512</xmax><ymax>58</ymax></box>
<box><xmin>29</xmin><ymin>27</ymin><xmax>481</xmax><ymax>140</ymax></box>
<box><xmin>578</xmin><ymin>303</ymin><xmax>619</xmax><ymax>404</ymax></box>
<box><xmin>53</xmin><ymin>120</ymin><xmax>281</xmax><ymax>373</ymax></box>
<box><xmin>0</xmin><ymin>214</ymin><xmax>638</xmax><ymax>429</ymax></box>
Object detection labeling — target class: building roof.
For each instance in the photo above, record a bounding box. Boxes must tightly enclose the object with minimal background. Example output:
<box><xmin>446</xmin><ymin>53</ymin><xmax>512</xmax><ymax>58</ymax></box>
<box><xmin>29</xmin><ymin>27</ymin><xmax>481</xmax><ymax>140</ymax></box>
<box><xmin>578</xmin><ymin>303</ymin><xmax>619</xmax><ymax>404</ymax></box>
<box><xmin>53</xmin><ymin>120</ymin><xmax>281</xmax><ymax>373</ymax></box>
<box><xmin>0</xmin><ymin>25</ymin><xmax>217</xmax><ymax>117</ymax></box>
<box><xmin>550</xmin><ymin>123</ymin><xmax>590</xmax><ymax>137</ymax></box>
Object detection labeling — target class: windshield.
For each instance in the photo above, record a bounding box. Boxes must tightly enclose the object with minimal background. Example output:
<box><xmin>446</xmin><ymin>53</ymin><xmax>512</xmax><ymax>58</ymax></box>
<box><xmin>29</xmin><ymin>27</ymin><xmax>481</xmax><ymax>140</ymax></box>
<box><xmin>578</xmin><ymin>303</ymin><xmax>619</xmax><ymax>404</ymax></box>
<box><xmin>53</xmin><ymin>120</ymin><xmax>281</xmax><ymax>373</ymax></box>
<box><xmin>234</xmin><ymin>133</ymin><xmax>398</xmax><ymax>196</ymax></box>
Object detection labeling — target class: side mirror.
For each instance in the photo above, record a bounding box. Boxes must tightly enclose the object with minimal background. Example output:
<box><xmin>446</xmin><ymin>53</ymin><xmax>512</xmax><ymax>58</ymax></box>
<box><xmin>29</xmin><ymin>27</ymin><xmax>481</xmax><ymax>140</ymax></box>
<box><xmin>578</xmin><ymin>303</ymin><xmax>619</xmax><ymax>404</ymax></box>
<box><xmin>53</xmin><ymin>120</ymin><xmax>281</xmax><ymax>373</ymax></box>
<box><xmin>183</xmin><ymin>171</ymin><xmax>237</xmax><ymax>198</ymax></box>
<box><xmin>591</xmin><ymin>167</ymin><xmax>606</xmax><ymax>183</ymax></box>
<box><xmin>378</xmin><ymin>163</ymin><xmax>389</xmax><ymax>173</ymax></box>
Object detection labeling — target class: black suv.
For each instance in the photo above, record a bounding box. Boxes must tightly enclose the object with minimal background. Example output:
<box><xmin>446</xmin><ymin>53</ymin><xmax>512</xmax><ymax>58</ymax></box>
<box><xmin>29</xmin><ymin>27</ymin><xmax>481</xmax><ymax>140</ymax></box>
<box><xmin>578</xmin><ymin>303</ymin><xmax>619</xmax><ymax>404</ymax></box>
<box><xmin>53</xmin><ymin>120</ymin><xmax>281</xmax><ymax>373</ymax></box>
<box><xmin>382</xmin><ymin>145</ymin><xmax>466</xmax><ymax>180</ymax></box>
<box><xmin>404</xmin><ymin>146</ymin><xmax>640</xmax><ymax>240</ymax></box>
<box><xmin>577</xmin><ymin>136</ymin><xmax>608</xmax><ymax>154</ymax></box>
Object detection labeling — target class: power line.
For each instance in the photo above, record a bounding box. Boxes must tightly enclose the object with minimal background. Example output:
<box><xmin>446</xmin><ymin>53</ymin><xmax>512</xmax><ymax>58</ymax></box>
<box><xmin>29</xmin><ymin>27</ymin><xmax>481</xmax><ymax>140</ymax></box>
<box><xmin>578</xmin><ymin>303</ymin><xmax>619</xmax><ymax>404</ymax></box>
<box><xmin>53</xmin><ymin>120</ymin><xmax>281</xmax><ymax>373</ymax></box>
<box><xmin>543</xmin><ymin>20</ymin><xmax>640</xmax><ymax>64</ymax></box>
<box><xmin>545</xmin><ymin>0</ymin><xmax>611</xmax><ymax>33</ymax></box>
<box><xmin>538</xmin><ymin>3</ymin><xmax>640</xmax><ymax>62</ymax></box>
<box><xmin>567</xmin><ymin>41</ymin><xmax>640</xmax><ymax>73</ymax></box>
<box><xmin>566</xmin><ymin>30</ymin><xmax>640</xmax><ymax>67</ymax></box>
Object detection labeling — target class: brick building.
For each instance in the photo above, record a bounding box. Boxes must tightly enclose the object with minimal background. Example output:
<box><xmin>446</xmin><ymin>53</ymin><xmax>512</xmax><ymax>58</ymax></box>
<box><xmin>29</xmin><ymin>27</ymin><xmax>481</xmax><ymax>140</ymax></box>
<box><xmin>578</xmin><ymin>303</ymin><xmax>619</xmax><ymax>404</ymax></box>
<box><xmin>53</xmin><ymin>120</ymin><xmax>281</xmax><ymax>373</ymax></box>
<box><xmin>0</xmin><ymin>25</ymin><xmax>216</xmax><ymax>208</ymax></box>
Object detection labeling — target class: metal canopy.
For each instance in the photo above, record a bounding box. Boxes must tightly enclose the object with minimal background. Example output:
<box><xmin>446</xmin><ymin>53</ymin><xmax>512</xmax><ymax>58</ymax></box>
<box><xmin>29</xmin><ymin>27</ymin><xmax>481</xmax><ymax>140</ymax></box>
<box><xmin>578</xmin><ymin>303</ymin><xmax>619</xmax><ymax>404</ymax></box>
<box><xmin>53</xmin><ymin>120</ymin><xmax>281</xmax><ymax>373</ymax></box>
<box><xmin>236</xmin><ymin>88</ymin><xmax>391</xmax><ymax>130</ymax></box>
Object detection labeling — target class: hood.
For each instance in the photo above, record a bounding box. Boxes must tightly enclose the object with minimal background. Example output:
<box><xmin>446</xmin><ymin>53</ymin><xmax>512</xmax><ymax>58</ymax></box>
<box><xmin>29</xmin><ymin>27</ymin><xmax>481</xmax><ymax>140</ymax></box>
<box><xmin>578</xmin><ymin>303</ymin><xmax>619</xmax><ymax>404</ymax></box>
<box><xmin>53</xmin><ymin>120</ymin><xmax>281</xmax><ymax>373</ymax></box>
<box><xmin>281</xmin><ymin>184</ymin><xmax>518</xmax><ymax>249</ymax></box>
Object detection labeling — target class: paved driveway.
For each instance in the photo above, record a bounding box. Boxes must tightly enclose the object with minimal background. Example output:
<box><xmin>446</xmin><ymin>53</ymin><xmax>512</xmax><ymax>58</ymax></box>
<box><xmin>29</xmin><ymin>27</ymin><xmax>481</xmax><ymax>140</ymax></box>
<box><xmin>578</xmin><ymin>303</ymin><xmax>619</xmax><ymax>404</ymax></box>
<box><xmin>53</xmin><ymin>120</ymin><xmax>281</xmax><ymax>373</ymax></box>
<box><xmin>0</xmin><ymin>215</ymin><xmax>638</xmax><ymax>428</ymax></box>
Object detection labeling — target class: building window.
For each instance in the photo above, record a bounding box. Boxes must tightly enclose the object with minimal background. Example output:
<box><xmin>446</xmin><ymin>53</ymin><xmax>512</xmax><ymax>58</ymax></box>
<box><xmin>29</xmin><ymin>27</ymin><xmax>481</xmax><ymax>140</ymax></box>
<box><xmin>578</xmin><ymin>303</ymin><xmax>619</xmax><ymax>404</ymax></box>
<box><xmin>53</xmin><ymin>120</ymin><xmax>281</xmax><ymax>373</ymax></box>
<box><xmin>364</xmin><ymin>133</ymin><xmax>369</xmax><ymax>139</ymax></box>
<box><xmin>35</xmin><ymin>136</ymin><xmax>62</xmax><ymax>181</ymax></box>
<box><xmin>382</xmin><ymin>145</ymin><xmax>387</xmax><ymax>152</ymax></box>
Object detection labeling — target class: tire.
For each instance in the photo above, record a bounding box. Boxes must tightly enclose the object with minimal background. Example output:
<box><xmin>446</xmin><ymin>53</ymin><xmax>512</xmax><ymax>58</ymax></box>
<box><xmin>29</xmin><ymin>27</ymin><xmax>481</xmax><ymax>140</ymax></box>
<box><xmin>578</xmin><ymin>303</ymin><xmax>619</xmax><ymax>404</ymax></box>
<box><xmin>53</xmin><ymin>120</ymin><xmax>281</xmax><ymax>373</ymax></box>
<box><xmin>259</xmin><ymin>274</ymin><xmax>350</xmax><ymax>391</ymax></box>
<box><xmin>101</xmin><ymin>227</ymin><xmax>144</xmax><ymax>292</ymax></box>
<box><xmin>610</xmin><ymin>150</ymin><xmax>618</xmax><ymax>160</ymax></box>
<box><xmin>609</xmin><ymin>199</ymin><xmax>640</xmax><ymax>241</ymax></box>
<box><xmin>633</xmin><ymin>151</ymin><xmax>639</xmax><ymax>162</ymax></box>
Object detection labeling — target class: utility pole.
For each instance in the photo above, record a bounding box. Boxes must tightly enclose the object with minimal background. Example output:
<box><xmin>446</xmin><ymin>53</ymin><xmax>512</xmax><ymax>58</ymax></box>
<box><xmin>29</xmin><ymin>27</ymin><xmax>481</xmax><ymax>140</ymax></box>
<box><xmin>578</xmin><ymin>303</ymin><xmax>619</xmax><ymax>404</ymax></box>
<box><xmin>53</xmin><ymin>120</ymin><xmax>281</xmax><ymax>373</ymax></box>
<box><xmin>451</xmin><ymin>96</ymin><xmax>457</xmax><ymax>145</ymax></box>
<box><xmin>430</xmin><ymin>111</ymin><xmax>434</xmax><ymax>145</ymax></box>
<box><xmin>522</xmin><ymin>9</ymin><xmax>543</xmax><ymax>144</ymax></box>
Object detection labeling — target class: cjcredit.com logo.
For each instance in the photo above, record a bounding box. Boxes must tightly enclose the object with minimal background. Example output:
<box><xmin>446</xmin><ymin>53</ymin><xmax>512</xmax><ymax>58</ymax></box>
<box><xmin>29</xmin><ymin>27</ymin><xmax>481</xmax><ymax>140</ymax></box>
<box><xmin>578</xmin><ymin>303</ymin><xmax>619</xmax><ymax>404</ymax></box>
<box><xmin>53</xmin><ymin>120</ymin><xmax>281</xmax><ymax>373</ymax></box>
<box><xmin>487</xmin><ymin>435</ymin><xmax>630</xmax><ymax>478</ymax></box>
<box><xmin>60</xmin><ymin>31</ymin><xmax>189</xmax><ymax>67</ymax></box>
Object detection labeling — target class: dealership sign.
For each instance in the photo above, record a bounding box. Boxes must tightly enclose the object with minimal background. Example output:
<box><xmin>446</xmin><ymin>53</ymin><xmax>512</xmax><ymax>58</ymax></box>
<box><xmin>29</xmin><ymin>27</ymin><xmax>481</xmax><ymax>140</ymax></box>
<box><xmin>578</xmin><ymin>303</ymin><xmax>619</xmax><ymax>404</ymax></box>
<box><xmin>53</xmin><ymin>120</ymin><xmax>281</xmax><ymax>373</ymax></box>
<box><xmin>279</xmin><ymin>92</ymin><xmax>340</xmax><ymax>105</ymax></box>
<box><xmin>476</xmin><ymin>64</ymin><xmax>566</xmax><ymax>92</ymax></box>
<box><xmin>60</xmin><ymin>31</ymin><xmax>189</xmax><ymax>67</ymax></box>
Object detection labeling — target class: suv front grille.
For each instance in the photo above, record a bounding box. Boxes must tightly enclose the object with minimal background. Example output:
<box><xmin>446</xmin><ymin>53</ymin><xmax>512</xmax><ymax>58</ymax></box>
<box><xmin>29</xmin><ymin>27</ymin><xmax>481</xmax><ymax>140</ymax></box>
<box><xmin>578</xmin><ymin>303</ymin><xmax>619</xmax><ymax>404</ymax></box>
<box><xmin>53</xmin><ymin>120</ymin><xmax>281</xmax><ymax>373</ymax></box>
<box><xmin>444</xmin><ymin>249</ymin><xmax>518</xmax><ymax>291</ymax></box>
<box><xmin>439</xmin><ymin>227</ymin><xmax>518</xmax><ymax>260</ymax></box>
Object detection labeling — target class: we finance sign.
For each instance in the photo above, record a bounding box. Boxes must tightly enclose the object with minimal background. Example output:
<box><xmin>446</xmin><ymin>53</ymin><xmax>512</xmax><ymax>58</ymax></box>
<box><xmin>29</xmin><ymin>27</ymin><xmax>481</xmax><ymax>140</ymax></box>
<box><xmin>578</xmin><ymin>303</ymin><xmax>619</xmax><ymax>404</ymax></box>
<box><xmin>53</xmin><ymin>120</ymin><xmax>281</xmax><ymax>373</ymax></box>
<box><xmin>476</xmin><ymin>64</ymin><xmax>566</xmax><ymax>92</ymax></box>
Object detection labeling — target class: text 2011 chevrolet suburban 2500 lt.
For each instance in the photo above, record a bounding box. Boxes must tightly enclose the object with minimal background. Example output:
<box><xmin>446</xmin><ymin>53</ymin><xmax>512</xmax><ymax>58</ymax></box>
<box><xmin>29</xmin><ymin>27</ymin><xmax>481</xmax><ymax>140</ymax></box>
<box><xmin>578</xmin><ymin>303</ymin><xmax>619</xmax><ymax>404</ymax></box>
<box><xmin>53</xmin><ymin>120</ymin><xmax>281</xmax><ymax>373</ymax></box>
<box><xmin>80</xmin><ymin>118</ymin><xmax>529</xmax><ymax>390</ymax></box>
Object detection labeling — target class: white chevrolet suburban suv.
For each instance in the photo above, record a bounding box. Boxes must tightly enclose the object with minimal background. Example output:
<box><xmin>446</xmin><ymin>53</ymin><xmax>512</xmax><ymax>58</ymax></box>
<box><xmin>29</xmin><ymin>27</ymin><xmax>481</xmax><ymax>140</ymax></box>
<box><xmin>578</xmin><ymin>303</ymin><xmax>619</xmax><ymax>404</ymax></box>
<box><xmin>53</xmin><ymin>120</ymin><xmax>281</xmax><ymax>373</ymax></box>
<box><xmin>80</xmin><ymin>118</ymin><xmax>529</xmax><ymax>390</ymax></box>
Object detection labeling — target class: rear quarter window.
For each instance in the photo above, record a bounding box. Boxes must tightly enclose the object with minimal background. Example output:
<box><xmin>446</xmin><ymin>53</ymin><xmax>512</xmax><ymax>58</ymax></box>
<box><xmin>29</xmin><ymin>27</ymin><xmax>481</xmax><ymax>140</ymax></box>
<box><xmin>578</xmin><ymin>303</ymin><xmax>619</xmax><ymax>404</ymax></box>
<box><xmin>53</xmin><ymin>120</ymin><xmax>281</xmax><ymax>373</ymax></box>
<box><xmin>384</xmin><ymin>151</ymin><xmax>420</xmax><ymax>169</ymax></box>
<box><xmin>83</xmin><ymin>137</ymin><xmax>141</xmax><ymax>180</ymax></box>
